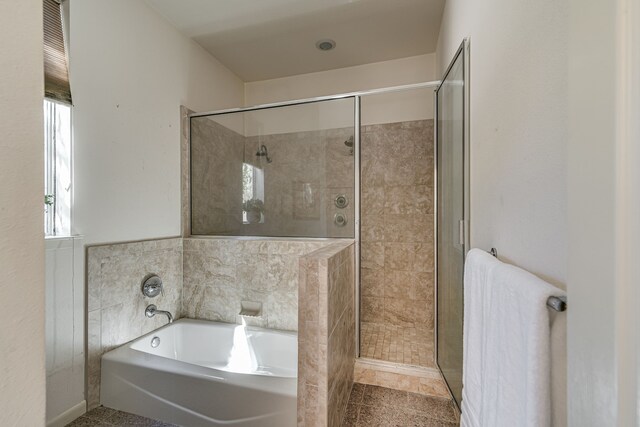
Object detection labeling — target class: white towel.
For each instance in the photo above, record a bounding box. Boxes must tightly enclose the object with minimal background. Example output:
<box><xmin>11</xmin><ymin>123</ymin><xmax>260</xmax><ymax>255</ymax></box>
<box><xmin>461</xmin><ymin>249</ymin><xmax>565</xmax><ymax>427</ymax></box>
<box><xmin>460</xmin><ymin>249</ymin><xmax>501</xmax><ymax>427</ymax></box>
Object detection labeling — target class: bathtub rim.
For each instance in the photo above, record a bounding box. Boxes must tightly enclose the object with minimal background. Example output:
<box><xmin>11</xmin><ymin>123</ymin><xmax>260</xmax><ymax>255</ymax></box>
<box><xmin>100</xmin><ymin>318</ymin><xmax>298</xmax><ymax>398</ymax></box>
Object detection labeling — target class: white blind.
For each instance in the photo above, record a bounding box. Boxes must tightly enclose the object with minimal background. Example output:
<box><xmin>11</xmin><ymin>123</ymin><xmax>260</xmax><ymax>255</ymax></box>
<box><xmin>44</xmin><ymin>0</ymin><xmax>72</xmax><ymax>104</ymax></box>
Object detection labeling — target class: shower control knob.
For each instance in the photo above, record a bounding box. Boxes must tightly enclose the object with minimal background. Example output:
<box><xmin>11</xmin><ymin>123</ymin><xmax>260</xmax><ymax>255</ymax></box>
<box><xmin>142</xmin><ymin>275</ymin><xmax>163</xmax><ymax>298</ymax></box>
<box><xmin>334</xmin><ymin>194</ymin><xmax>349</xmax><ymax>209</ymax></box>
<box><xmin>334</xmin><ymin>213</ymin><xmax>348</xmax><ymax>227</ymax></box>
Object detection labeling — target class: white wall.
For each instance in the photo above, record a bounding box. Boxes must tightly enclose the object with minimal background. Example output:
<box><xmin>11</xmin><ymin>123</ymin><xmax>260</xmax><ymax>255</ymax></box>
<box><xmin>566</xmin><ymin>1</ymin><xmax>615</xmax><ymax>422</ymax></box>
<box><xmin>436</xmin><ymin>0</ymin><xmax>568</xmax><ymax>287</ymax></box>
<box><xmin>69</xmin><ymin>0</ymin><xmax>245</xmax><ymax>246</ymax></box>
<box><xmin>436</xmin><ymin>2</ymin><xmax>568</xmax><ymax>425</ymax></box>
<box><xmin>242</xmin><ymin>99</ymin><xmax>356</xmax><ymax>136</ymax></box>
<box><xmin>65</xmin><ymin>0</ymin><xmax>244</xmax><ymax>418</ymax></box>
<box><xmin>0</xmin><ymin>1</ymin><xmax>46</xmax><ymax>425</ymax></box>
<box><xmin>245</xmin><ymin>54</ymin><xmax>437</xmax><ymax>126</ymax></box>
<box><xmin>567</xmin><ymin>0</ymin><xmax>640</xmax><ymax>425</ymax></box>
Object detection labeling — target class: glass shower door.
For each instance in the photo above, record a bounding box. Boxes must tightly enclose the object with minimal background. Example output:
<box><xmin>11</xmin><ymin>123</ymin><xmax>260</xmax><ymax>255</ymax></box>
<box><xmin>436</xmin><ymin>40</ymin><xmax>469</xmax><ymax>407</ymax></box>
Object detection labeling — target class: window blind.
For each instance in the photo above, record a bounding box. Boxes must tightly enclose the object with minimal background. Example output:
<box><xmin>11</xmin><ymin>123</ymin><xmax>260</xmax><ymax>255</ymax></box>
<box><xmin>44</xmin><ymin>0</ymin><xmax>72</xmax><ymax>104</ymax></box>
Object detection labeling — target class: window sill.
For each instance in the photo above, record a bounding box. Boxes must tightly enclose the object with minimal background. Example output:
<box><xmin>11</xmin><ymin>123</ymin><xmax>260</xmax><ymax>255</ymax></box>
<box><xmin>45</xmin><ymin>235</ymin><xmax>83</xmax><ymax>241</ymax></box>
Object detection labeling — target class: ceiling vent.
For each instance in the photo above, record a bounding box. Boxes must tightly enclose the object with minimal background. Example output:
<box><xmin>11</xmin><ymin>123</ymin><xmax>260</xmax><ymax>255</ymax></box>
<box><xmin>315</xmin><ymin>39</ymin><xmax>336</xmax><ymax>51</ymax></box>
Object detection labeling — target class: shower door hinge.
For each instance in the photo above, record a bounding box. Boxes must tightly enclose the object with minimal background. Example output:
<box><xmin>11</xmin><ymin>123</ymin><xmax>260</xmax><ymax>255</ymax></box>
<box><xmin>459</xmin><ymin>219</ymin><xmax>465</xmax><ymax>246</ymax></box>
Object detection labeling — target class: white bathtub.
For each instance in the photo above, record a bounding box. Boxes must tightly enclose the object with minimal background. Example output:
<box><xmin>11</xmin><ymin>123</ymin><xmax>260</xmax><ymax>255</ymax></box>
<box><xmin>100</xmin><ymin>318</ymin><xmax>297</xmax><ymax>426</ymax></box>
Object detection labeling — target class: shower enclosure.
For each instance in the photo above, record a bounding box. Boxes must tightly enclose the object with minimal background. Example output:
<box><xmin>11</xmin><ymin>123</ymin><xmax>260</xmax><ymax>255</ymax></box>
<box><xmin>188</xmin><ymin>62</ymin><xmax>469</xmax><ymax>408</ymax></box>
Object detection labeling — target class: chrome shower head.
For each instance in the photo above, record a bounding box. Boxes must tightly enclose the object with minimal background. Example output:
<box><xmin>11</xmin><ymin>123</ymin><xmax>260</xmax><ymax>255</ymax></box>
<box><xmin>256</xmin><ymin>144</ymin><xmax>272</xmax><ymax>163</ymax></box>
<box><xmin>344</xmin><ymin>136</ymin><xmax>354</xmax><ymax>148</ymax></box>
<box><xmin>344</xmin><ymin>136</ymin><xmax>354</xmax><ymax>155</ymax></box>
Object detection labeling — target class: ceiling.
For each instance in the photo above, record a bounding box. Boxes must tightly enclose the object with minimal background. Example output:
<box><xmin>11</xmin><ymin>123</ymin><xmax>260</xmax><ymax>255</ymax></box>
<box><xmin>146</xmin><ymin>0</ymin><xmax>445</xmax><ymax>82</ymax></box>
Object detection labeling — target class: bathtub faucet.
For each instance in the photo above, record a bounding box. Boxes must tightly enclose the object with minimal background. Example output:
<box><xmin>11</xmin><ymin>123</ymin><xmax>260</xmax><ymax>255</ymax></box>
<box><xmin>145</xmin><ymin>304</ymin><xmax>173</xmax><ymax>324</ymax></box>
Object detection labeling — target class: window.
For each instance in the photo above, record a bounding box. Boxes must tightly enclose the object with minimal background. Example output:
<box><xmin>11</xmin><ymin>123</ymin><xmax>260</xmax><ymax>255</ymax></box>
<box><xmin>44</xmin><ymin>100</ymin><xmax>72</xmax><ymax>236</ymax></box>
<box><xmin>43</xmin><ymin>0</ymin><xmax>72</xmax><ymax>236</ymax></box>
<box><xmin>242</xmin><ymin>163</ymin><xmax>265</xmax><ymax>224</ymax></box>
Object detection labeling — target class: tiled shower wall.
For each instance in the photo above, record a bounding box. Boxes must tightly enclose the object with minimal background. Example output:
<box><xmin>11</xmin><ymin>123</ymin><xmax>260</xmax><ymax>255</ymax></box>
<box><xmin>243</xmin><ymin>129</ymin><xmax>354</xmax><ymax>238</ymax></box>
<box><xmin>189</xmin><ymin>115</ymin><xmax>355</xmax><ymax>238</ymax></box>
<box><xmin>86</xmin><ymin>238</ymin><xmax>183</xmax><ymax>409</ymax></box>
<box><xmin>190</xmin><ymin>117</ymin><xmax>245</xmax><ymax>234</ymax></box>
<box><xmin>360</xmin><ymin>120</ymin><xmax>435</xmax><ymax>366</ymax></box>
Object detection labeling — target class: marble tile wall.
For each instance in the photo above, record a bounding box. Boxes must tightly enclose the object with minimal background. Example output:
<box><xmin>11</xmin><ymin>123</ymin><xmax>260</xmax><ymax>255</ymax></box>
<box><xmin>182</xmin><ymin>237</ymin><xmax>339</xmax><ymax>331</ymax></box>
<box><xmin>86</xmin><ymin>238</ymin><xmax>183</xmax><ymax>410</ymax></box>
<box><xmin>190</xmin><ymin>116</ymin><xmax>245</xmax><ymax>235</ymax></box>
<box><xmin>360</xmin><ymin>120</ymin><xmax>435</xmax><ymax>365</ymax></box>
<box><xmin>298</xmin><ymin>241</ymin><xmax>356</xmax><ymax>426</ymax></box>
<box><xmin>243</xmin><ymin>128</ymin><xmax>355</xmax><ymax>238</ymax></box>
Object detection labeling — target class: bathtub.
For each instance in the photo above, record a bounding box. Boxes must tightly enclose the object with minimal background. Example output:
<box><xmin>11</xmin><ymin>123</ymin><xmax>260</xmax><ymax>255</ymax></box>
<box><xmin>100</xmin><ymin>318</ymin><xmax>297</xmax><ymax>426</ymax></box>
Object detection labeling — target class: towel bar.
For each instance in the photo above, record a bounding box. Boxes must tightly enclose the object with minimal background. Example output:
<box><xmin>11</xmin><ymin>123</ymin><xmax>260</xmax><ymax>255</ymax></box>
<box><xmin>487</xmin><ymin>248</ymin><xmax>567</xmax><ymax>312</ymax></box>
<box><xmin>546</xmin><ymin>296</ymin><xmax>567</xmax><ymax>312</ymax></box>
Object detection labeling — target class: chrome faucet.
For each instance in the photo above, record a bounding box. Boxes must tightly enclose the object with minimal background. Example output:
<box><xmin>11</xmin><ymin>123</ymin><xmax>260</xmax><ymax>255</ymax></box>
<box><xmin>145</xmin><ymin>304</ymin><xmax>173</xmax><ymax>324</ymax></box>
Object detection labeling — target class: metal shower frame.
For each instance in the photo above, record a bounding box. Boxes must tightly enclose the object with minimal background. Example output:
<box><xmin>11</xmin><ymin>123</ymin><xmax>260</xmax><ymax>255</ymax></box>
<box><xmin>188</xmin><ymin>79</ymin><xmax>441</xmax><ymax>360</ymax></box>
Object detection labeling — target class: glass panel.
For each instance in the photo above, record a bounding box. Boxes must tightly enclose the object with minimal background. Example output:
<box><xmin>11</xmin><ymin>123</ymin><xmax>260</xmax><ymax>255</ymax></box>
<box><xmin>436</xmin><ymin>48</ymin><xmax>466</xmax><ymax>405</ymax></box>
<box><xmin>190</xmin><ymin>97</ymin><xmax>355</xmax><ymax>238</ymax></box>
<box><xmin>358</xmin><ymin>87</ymin><xmax>436</xmax><ymax>368</ymax></box>
<box><xmin>44</xmin><ymin>99</ymin><xmax>72</xmax><ymax>237</ymax></box>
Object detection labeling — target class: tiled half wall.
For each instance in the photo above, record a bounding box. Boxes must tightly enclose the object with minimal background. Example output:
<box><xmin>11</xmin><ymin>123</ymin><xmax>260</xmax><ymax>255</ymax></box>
<box><xmin>182</xmin><ymin>237</ymin><xmax>338</xmax><ymax>331</ymax></box>
<box><xmin>86</xmin><ymin>236</ymin><xmax>350</xmax><ymax>411</ymax></box>
<box><xmin>298</xmin><ymin>241</ymin><xmax>356</xmax><ymax>427</ymax></box>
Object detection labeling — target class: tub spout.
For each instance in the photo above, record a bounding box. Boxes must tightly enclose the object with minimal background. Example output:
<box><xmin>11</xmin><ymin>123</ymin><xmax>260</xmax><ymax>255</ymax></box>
<box><xmin>145</xmin><ymin>304</ymin><xmax>173</xmax><ymax>324</ymax></box>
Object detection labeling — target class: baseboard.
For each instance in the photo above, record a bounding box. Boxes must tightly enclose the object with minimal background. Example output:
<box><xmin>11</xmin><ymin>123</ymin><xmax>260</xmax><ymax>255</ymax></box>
<box><xmin>47</xmin><ymin>400</ymin><xmax>86</xmax><ymax>427</ymax></box>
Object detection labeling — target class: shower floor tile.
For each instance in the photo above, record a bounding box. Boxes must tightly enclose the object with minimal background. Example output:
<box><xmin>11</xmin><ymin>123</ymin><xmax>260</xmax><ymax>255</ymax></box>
<box><xmin>360</xmin><ymin>322</ymin><xmax>435</xmax><ymax>368</ymax></box>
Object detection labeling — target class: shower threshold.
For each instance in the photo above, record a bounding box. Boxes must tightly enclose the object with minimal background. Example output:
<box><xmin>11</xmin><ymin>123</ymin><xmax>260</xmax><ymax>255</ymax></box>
<box><xmin>354</xmin><ymin>358</ymin><xmax>452</xmax><ymax>401</ymax></box>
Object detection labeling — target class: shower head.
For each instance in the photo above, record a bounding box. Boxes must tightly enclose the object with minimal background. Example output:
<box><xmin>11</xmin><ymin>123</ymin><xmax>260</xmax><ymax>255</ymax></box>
<box><xmin>256</xmin><ymin>144</ymin><xmax>272</xmax><ymax>163</ymax></box>
<box><xmin>344</xmin><ymin>136</ymin><xmax>354</xmax><ymax>155</ymax></box>
<box><xmin>344</xmin><ymin>136</ymin><xmax>354</xmax><ymax>148</ymax></box>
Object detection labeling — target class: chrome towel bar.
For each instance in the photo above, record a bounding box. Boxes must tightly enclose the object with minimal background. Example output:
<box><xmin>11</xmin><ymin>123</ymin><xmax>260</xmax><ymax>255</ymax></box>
<box><xmin>487</xmin><ymin>248</ymin><xmax>567</xmax><ymax>312</ymax></box>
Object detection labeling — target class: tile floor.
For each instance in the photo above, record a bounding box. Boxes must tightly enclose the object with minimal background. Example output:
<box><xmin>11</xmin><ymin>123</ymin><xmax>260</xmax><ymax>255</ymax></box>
<box><xmin>67</xmin><ymin>386</ymin><xmax>457</xmax><ymax>427</ymax></box>
<box><xmin>360</xmin><ymin>322</ymin><xmax>435</xmax><ymax>368</ymax></box>
<box><xmin>342</xmin><ymin>383</ymin><xmax>459</xmax><ymax>427</ymax></box>
<box><xmin>66</xmin><ymin>406</ymin><xmax>178</xmax><ymax>427</ymax></box>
